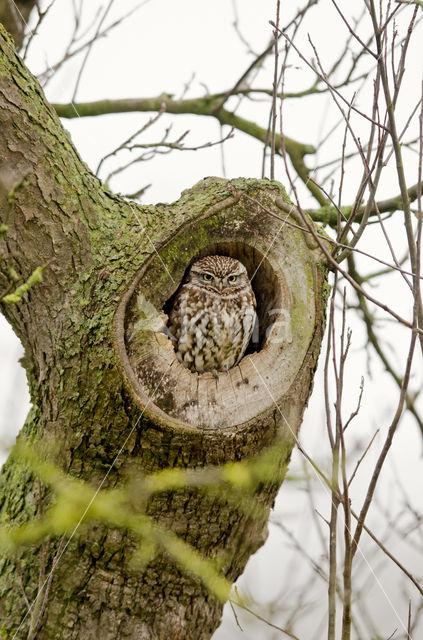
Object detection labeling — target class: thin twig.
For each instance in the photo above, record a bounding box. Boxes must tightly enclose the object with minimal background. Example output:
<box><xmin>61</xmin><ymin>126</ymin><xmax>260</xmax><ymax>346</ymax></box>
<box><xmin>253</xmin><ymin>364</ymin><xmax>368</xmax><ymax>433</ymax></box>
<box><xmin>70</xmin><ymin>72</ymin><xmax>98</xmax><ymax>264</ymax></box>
<box><xmin>270</xmin><ymin>1</ymin><xmax>280</xmax><ymax>181</ymax></box>
<box><xmin>326</xmin><ymin>276</ymin><xmax>340</xmax><ymax>640</ymax></box>
<box><xmin>71</xmin><ymin>0</ymin><xmax>116</xmax><ymax>103</ymax></box>
<box><xmin>347</xmin><ymin>427</ymin><xmax>379</xmax><ymax>488</ymax></box>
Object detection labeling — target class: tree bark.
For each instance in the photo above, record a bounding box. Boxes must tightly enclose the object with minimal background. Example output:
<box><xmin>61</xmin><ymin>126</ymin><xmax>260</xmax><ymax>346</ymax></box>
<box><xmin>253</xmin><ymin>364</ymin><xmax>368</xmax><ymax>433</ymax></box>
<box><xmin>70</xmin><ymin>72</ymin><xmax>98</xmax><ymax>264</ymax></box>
<box><xmin>0</xmin><ymin>27</ymin><xmax>328</xmax><ymax>639</ymax></box>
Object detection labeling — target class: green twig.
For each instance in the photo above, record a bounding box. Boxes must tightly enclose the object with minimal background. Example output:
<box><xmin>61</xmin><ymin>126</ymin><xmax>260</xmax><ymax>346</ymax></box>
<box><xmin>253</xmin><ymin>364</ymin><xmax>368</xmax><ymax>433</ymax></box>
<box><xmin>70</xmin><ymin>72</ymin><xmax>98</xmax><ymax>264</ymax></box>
<box><xmin>52</xmin><ymin>95</ymin><xmax>325</xmax><ymax>205</ymax></box>
<box><xmin>1</xmin><ymin>266</ymin><xmax>43</xmax><ymax>304</ymax></box>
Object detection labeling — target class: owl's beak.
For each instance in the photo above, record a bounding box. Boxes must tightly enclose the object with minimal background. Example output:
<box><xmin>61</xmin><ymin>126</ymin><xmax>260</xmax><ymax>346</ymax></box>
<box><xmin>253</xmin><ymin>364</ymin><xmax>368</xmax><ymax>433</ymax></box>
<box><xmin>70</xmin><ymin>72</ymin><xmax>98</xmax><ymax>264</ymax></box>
<box><xmin>218</xmin><ymin>280</ymin><xmax>223</xmax><ymax>291</ymax></box>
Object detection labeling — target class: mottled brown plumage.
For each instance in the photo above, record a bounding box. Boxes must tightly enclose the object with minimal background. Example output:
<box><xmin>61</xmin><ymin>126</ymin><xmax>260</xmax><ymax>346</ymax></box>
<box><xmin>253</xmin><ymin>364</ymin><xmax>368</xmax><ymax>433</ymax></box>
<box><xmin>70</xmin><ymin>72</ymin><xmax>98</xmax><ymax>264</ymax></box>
<box><xmin>168</xmin><ymin>255</ymin><xmax>256</xmax><ymax>373</ymax></box>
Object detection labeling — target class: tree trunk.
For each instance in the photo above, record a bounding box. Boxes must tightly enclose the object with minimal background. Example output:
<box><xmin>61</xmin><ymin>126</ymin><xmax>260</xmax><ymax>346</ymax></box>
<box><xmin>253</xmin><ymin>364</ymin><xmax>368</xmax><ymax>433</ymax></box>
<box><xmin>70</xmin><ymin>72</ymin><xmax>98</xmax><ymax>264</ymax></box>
<box><xmin>0</xmin><ymin>27</ymin><xmax>328</xmax><ymax>639</ymax></box>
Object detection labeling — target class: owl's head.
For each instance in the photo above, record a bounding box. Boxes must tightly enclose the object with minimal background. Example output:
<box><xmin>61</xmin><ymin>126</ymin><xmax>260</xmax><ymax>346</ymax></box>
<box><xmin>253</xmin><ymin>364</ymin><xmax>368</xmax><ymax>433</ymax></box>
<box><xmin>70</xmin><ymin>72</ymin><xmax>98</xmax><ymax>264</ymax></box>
<box><xmin>188</xmin><ymin>255</ymin><xmax>250</xmax><ymax>296</ymax></box>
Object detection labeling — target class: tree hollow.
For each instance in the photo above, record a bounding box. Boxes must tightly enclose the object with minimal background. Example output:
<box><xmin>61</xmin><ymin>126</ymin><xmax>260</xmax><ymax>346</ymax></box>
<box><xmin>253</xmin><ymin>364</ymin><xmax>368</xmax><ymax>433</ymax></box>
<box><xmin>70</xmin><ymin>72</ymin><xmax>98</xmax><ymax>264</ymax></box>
<box><xmin>115</xmin><ymin>181</ymin><xmax>324</xmax><ymax>444</ymax></box>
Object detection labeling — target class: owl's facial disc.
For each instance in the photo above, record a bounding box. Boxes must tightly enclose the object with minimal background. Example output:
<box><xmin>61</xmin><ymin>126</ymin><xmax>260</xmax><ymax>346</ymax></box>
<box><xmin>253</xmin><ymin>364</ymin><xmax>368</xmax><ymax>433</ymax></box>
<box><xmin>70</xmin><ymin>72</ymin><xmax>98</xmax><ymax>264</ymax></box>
<box><xmin>189</xmin><ymin>257</ymin><xmax>250</xmax><ymax>296</ymax></box>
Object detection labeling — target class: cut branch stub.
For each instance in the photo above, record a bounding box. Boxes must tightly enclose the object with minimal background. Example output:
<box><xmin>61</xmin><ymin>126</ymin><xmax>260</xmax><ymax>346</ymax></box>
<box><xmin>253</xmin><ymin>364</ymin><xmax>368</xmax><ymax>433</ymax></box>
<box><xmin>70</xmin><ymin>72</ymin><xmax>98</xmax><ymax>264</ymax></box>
<box><xmin>115</xmin><ymin>178</ymin><xmax>328</xmax><ymax>459</ymax></box>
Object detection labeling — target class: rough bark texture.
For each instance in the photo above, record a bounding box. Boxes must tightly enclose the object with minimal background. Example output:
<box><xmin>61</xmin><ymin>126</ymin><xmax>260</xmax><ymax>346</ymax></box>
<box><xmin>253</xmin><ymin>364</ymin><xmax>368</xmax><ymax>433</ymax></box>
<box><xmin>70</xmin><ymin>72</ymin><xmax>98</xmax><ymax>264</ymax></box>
<box><xmin>0</xmin><ymin>26</ymin><xmax>328</xmax><ymax>639</ymax></box>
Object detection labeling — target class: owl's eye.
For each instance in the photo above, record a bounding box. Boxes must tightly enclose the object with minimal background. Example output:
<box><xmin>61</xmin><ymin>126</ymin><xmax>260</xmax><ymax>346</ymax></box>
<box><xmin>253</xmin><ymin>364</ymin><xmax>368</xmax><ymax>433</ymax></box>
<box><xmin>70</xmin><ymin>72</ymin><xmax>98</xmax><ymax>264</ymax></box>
<box><xmin>228</xmin><ymin>275</ymin><xmax>238</xmax><ymax>283</ymax></box>
<box><xmin>202</xmin><ymin>273</ymin><xmax>213</xmax><ymax>281</ymax></box>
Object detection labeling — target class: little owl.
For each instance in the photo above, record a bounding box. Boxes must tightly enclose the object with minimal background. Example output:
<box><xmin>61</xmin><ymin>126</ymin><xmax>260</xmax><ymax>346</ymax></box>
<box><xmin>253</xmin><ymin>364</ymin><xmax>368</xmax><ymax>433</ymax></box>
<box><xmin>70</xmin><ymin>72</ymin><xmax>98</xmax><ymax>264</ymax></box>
<box><xmin>168</xmin><ymin>255</ymin><xmax>256</xmax><ymax>374</ymax></box>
